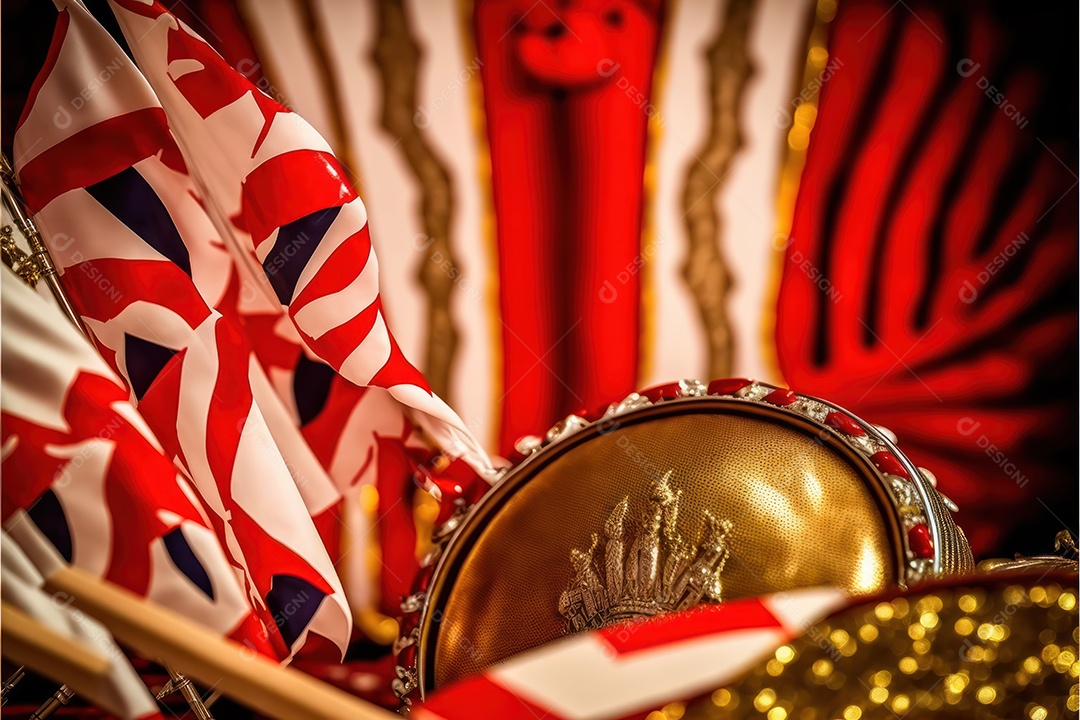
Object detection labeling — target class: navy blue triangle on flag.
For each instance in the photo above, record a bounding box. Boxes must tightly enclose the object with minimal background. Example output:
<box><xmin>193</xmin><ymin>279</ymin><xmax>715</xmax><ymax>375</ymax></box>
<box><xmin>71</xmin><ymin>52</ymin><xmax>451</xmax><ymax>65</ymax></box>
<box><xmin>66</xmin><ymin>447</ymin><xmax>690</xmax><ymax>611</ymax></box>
<box><xmin>123</xmin><ymin>333</ymin><xmax>179</xmax><ymax>401</ymax></box>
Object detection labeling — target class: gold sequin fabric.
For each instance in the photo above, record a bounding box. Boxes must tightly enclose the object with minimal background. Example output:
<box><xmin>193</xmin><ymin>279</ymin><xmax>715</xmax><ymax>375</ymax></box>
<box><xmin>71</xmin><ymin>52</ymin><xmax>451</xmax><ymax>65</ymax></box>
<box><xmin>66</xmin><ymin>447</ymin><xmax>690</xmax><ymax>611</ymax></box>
<box><xmin>674</xmin><ymin>571</ymin><xmax>1078</xmax><ymax>720</ymax></box>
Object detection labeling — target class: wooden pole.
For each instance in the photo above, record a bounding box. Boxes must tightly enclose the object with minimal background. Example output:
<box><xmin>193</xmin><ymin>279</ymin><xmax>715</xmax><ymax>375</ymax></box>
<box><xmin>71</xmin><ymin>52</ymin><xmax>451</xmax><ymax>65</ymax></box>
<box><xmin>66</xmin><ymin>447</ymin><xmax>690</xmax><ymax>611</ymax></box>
<box><xmin>1</xmin><ymin>603</ymin><xmax>111</xmax><ymax>689</ymax></box>
<box><xmin>38</xmin><ymin>565</ymin><xmax>398</xmax><ymax>720</ymax></box>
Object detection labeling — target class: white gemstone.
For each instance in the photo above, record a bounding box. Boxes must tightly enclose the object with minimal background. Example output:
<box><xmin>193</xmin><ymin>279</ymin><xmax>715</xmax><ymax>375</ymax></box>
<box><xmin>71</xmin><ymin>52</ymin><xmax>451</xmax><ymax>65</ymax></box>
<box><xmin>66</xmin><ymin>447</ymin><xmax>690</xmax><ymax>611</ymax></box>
<box><xmin>742</xmin><ymin>383</ymin><xmax>772</xmax><ymax>401</ymax></box>
<box><xmin>889</xmin><ymin>476</ymin><xmax>920</xmax><ymax>507</ymax></box>
<box><xmin>907</xmin><ymin>558</ymin><xmax>934</xmax><ymax>584</ymax></box>
<box><xmin>679</xmin><ymin>378</ymin><xmax>708</xmax><ymax>397</ymax></box>
<box><xmin>514</xmin><ymin>435</ymin><xmax>543</xmax><ymax>455</ymax></box>
<box><xmin>874</xmin><ymin>424</ymin><xmax>898</xmax><ymax>445</ymax></box>
<box><xmin>918</xmin><ymin>467</ymin><xmax>938</xmax><ymax>487</ymax></box>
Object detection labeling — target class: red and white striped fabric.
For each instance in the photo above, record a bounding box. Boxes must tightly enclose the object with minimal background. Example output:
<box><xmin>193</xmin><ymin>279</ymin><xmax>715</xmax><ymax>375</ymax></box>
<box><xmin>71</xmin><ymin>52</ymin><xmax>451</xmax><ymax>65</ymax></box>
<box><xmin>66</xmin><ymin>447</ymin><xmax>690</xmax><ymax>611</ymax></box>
<box><xmin>2</xmin><ymin>530</ymin><xmax>164</xmax><ymax>720</ymax></box>
<box><xmin>415</xmin><ymin>587</ymin><xmax>847</xmax><ymax>720</ymax></box>
<box><xmin>1</xmin><ymin>269</ymin><xmax>273</xmax><ymax>657</ymax></box>
<box><xmin>12</xmin><ymin>0</ymin><xmax>349</xmax><ymax>660</ymax></box>
<box><xmin>106</xmin><ymin>0</ymin><xmax>497</xmax><ymax>483</ymax></box>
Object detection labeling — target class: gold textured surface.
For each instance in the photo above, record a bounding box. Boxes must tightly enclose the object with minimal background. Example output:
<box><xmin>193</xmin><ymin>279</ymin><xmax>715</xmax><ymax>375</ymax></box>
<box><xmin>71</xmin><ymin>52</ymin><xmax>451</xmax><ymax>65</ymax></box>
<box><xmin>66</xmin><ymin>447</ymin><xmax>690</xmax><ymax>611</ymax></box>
<box><xmin>432</xmin><ymin>409</ymin><xmax>899</xmax><ymax>686</ymax></box>
<box><xmin>680</xmin><ymin>574</ymin><xmax>1079</xmax><ymax>719</ymax></box>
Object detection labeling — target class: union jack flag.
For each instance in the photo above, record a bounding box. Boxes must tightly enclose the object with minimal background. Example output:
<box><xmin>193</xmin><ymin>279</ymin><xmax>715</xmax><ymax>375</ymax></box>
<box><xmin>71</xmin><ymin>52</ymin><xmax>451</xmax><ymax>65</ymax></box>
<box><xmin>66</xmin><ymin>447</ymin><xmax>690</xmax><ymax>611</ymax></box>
<box><xmin>12</xmin><ymin>0</ymin><xmax>350</xmax><ymax>659</ymax></box>
<box><xmin>0</xmin><ymin>268</ymin><xmax>273</xmax><ymax>657</ymax></box>
<box><xmin>106</xmin><ymin>0</ymin><xmax>497</xmax><ymax>485</ymax></box>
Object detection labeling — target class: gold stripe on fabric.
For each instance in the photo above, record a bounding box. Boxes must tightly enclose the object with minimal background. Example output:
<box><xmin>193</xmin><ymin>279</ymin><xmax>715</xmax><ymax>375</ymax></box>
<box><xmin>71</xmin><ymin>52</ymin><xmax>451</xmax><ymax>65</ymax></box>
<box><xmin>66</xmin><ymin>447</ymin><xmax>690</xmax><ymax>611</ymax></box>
<box><xmin>679</xmin><ymin>0</ymin><xmax>759</xmax><ymax>381</ymax></box>
<box><xmin>372</xmin><ymin>0</ymin><xmax>460</xmax><ymax>402</ymax></box>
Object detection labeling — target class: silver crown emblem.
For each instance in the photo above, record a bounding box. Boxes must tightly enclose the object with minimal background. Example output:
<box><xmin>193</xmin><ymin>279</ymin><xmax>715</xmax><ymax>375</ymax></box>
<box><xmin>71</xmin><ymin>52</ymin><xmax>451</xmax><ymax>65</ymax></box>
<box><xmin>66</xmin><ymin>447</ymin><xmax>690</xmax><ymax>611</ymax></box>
<box><xmin>557</xmin><ymin>471</ymin><xmax>734</xmax><ymax>633</ymax></box>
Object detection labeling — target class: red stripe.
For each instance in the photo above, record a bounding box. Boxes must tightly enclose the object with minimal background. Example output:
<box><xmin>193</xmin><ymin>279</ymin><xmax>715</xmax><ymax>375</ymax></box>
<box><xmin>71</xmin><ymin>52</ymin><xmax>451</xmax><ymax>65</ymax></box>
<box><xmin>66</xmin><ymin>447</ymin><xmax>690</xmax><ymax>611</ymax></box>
<box><xmin>203</xmin><ymin>318</ymin><xmax>255</xmax><ymax>487</ymax></box>
<box><xmin>240</xmin><ymin>150</ymin><xmax>357</xmax><ymax>247</ymax></box>
<box><xmin>294</xmin><ymin>299</ymin><xmax>382</xmax><ymax>371</ymax></box>
<box><xmin>15</xmin><ymin>9</ymin><xmax>69</xmax><ymax>132</ymax></box>
<box><xmin>289</xmin><ymin>224</ymin><xmax>373</xmax><ymax>313</ymax></box>
<box><xmin>597</xmin><ymin>598</ymin><xmax>782</xmax><ymax>656</ymax></box>
<box><xmin>419</xmin><ymin>675</ymin><xmax>558</xmax><ymax>720</ymax></box>
<box><xmin>18</xmin><ymin>108</ymin><xmax>180</xmax><ymax>214</ymax></box>
<box><xmin>369</xmin><ymin>334</ymin><xmax>430</xmax><ymax>391</ymax></box>
<box><xmin>58</xmin><ymin>258</ymin><xmax>211</xmax><ymax>330</ymax></box>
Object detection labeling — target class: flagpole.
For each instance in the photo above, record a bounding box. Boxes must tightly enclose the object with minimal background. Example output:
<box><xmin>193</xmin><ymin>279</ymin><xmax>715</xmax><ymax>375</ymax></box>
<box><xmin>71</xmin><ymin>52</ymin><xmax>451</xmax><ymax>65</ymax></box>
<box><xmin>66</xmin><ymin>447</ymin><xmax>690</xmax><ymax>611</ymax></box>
<box><xmin>0</xmin><ymin>151</ymin><xmax>217</xmax><ymax>720</ymax></box>
<box><xmin>28</xmin><ymin>685</ymin><xmax>74</xmax><ymax>719</ymax></box>
<box><xmin>0</xmin><ymin>666</ymin><xmax>25</xmax><ymax>705</ymax></box>
<box><xmin>157</xmin><ymin>666</ymin><xmax>214</xmax><ymax>720</ymax></box>
<box><xmin>0</xmin><ymin>153</ymin><xmax>86</xmax><ymax>335</ymax></box>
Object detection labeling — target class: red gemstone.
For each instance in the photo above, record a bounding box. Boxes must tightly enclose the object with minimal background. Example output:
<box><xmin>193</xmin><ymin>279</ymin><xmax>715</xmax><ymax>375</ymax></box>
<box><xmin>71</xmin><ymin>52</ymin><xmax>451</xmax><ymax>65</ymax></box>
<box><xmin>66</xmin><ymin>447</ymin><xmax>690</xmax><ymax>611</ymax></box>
<box><xmin>907</xmin><ymin>524</ymin><xmax>934</xmax><ymax>558</ymax></box>
<box><xmin>870</xmin><ymin>451</ymin><xmax>909</xmax><ymax>478</ymax></box>
<box><xmin>708</xmin><ymin>378</ymin><xmax>753</xmax><ymax>396</ymax></box>
<box><xmin>411</xmin><ymin>563</ymin><xmax>436</xmax><ymax>594</ymax></box>
<box><xmin>824</xmin><ymin>411</ymin><xmax>866</xmax><ymax>436</ymax></box>
<box><xmin>763</xmin><ymin>388</ymin><xmax>798</xmax><ymax>406</ymax></box>
<box><xmin>641</xmin><ymin>382</ymin><xmax>681</xmax><ymax>403</ymax></box>
<box><xmin>398</xmin><ymin>611</ymin><xmax>420</xmax><ymax>637</ymax></box>
<box><xmin>398</xmin><ymin>642</ymin><xmax>417</xmax><ymax>669</ymax></box>
<box><xmin>567</xmin><ymin>403</ymin><xmax>601</xmax><ymax>422</ymax></box>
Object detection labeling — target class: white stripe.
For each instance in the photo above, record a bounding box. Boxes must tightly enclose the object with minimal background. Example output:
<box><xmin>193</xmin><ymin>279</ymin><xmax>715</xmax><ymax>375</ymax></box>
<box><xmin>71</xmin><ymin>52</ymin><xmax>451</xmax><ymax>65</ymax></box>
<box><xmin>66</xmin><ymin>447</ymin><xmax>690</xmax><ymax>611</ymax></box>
<box><xmin>110</xmin><ymin>401</ymin><xmax>163</xmax><ymax>454</ymax></box>
<box><xmin>230</xmin><ymin>397</ymin><xmax>351</xmax><ymax>653</ymax></box>
<box><xmin>134</xmin><ymin>156</ymin><xmax>235</xmax><ymax>309</ymax></box>
<box><xmin>725</xmin><ymin>0</ymin><xmax>814</xmax><ymax>382</ymax></box>
<box><xmin>36</xmin><ymin>187</ymin><xmax>167</xmax><ymax>265</ymax></box>
<box><xmin>247</xmin><ymin>353</ymin><xmax>340</xmax><ymax>515</ymax></box>
<box><xmin>166</xmin><ymin>57</ymin><xmax>204</xmax><ymax>82</ymax></box>
<box><xmin>13</xmin><ymin>2</ymin><xmax>158</xmax><ymax>169</ymax></box>
<box><xmin>761</xmin><ymin>586</ymin><xmax>849</xmax><ymax>635</ymax></box>
<box><xmin>326</xmin><ymin>387</ymin><xmax>402</xmax><ymax>491</ymax></box>
<box><xmin>144</xmin><ymin>521</ymin><xmax>251</xmax><ymax>636</ymax></box>
<box><xmin>0</xmin><ymin>270</ymin><xmax>111</xmax><ymax>431</ymax></box>
<box><xmin>49</xmin><ymin>438</ymin><xmax>114</xmax><ymax>578</ymax></box>
<box><xmin>337</xmin><ymin>310</ymin><xmax>393</xmax><ymax>385</ymax></box>
<box><xmin>490</xmin><ymin>628</ymin><xmax>787</xmax><ymax>720</ymax></box>
<box><xmin>405</xmin><ymin>0</ymin><xmax>499</xmax><ymax>451</ymax></box>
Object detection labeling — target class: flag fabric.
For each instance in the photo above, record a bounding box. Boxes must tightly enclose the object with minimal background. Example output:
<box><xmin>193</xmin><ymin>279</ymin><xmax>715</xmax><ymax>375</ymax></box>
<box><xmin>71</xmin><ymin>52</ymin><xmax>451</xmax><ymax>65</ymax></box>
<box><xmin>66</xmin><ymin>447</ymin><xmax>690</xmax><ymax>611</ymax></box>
<box><xmin>1</xmin><ymin>268</ymin><xmax>273</xmax><ymax>657</ymax></box>
<box><xmin>1</xmin><ymin>530</ymin><xmax>164</xmax><ymax>720</ymax></box>
<box><xmin>105</xmin><ymin>0</ymin><xmax>497</xmax><ymax>483</ymax></box>
<box><xmin>12</xmin><ymin>0</ymin><xmax>350</xmax><ymax>659</ymax></box>
<box><xmin>221</xmin><ymin>255</ymin><xmax>443</xmax><ymax>623</ymax></box>
<box><xmin>414</xmin><ymin>587</ymin><xmax>847</xmax><ymax>720</ymax></box>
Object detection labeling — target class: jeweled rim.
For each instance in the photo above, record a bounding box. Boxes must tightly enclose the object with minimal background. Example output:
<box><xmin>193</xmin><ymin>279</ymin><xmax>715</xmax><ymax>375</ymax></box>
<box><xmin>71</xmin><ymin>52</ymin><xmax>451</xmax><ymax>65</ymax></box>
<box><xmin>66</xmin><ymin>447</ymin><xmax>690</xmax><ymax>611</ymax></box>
<box><xmin>392</xmin><ymin>378</ymin><xmax>973</xmax><ymax>705</ymax></box>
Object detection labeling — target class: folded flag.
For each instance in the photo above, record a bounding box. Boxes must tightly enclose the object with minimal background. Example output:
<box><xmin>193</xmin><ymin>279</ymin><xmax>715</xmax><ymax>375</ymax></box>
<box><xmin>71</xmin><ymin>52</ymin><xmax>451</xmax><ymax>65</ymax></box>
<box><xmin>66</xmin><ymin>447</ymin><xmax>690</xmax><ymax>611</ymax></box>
<box><xmin>12</xmin><ymin>0</ymin><xmax>350</xmax><ymax>659</ymax></box>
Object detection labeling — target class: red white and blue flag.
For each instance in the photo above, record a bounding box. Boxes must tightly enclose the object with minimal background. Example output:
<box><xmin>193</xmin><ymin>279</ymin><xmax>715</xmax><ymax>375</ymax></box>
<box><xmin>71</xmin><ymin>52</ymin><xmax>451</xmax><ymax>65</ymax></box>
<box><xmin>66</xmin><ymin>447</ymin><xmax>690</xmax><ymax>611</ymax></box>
<box><xmin>1</xmin><ymin>268</ymin><xmax>274</xmax><ymax>658</ymax></box>
<box><xmin>105</xmin><ymin>0</ymin><xmax>497</xmax><ymax>484</ymax></box>
<box><xmin>12</xmin><ymin>0</ymin><xmax>350</xmax><ymax>659</ymax></box>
